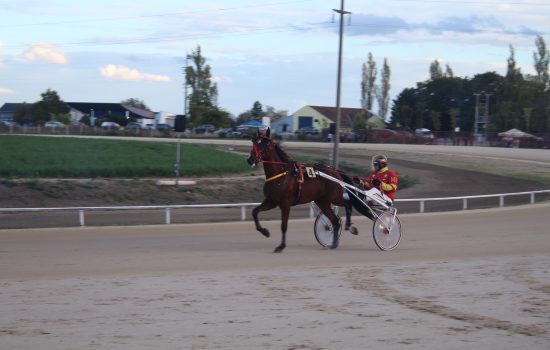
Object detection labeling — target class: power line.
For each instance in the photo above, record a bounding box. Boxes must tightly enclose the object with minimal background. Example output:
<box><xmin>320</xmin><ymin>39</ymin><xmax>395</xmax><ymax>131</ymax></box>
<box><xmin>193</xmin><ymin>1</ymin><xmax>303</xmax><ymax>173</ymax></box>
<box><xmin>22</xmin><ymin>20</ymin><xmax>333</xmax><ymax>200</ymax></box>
<box><xmin>387</xmin><ymin>0</ymin><xmax>550</xmax><ymax>5</ymax></box>
<box><xmin>0</xmin><ymin>0</ymin><xmax>315</xmax><ymax>28</ymax></box>
<box><xmin>3</xmin><ymin>19</ymin><xmax>547</xmax><ymax>51</ymax></box>
<box><xmin>2</xmin><ymin>22</ymin><xmax>335</xmax><ymax>49</ymax></box>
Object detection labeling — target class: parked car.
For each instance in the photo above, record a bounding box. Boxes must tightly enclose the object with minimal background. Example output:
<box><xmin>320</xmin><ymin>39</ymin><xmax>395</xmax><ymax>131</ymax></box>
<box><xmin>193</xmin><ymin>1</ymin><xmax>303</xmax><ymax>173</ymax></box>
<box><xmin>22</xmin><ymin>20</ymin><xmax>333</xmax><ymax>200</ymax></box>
<box><xmin>415</xmin><ymin>128</ymin><xmax>434</xmax><ymax>139</ymax></box>
<box><xmin>193</xmin><ymin>124</ymin><xmax>216</xmax><ymax>134</ymax></box>
<box><xmin>69</xmin><ymin>121</ymin><xmax>86</xmax><ymax>127</ymax></box>
<box><xmin>44</xmin><ymin>121</ymin><xmax>65</xmax><ymax>128</ymax></box>
<box><xmin>369</xmin><ymin>128</ymin><xmax>398</xmax><ymax>140</ymax></box>
<box><xmin>100</xmin><ymin>121</ymin><xmax>121</xmax><ymax>129</ymax></box>
<box><xmin>339</xmin><ymin>131</ymin><xmax>360</xmax><ymax>143</ymax></box>
<box><xmin>0</xmin><ymin>120</ymin><xmax>16</xmax><ymax>127</ymax></box>
<box><xmin>295</xmin><ymin>126</ymin><xmax>319</xmax><ymax>135</ymax></box>
<box><xmin>125</xmin><ymin>122</ymin><xmax>142</xmax><ymax>130</ymax></box>
<box><xmin>155</xmin><ymin>123</ymin><xmax>173</xmax><ymax>131</ymax></box>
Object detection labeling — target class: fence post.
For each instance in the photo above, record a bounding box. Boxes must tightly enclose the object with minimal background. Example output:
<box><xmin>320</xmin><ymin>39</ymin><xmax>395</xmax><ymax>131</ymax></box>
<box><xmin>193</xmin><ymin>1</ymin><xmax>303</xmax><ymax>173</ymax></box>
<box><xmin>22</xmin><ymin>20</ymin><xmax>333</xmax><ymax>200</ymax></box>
<box><xmin>499</xmin><ymin>196</ymin><xmax>504</xmax><ymax>207</ymax></box>
<box><xmin>463</xmin><ymin>198</ymin><xmax>468</xmax><ymax>210</ymax></box>
<box><xmin>165</xmin><ymin>208</ymin><xmax>171</xmax><ymax>224</ymax></box>
<box><xmin>420</xmin><ymin>200</ymin><xmax>425</xmax><ymax>213</ymax></box>
<box><xmin>79</xmin><ymin>210</ymin><xmax>85</xmax><ymax>227</ymax></box>
<box><xmin>241</xmin><ymin>206</ymin><xmax>246</xmax><ymax>221</ymax></box>
<box><xmin>530</xmin><ymin>192</ymin><xmax>535</xmax><ymax>204</ymax></box>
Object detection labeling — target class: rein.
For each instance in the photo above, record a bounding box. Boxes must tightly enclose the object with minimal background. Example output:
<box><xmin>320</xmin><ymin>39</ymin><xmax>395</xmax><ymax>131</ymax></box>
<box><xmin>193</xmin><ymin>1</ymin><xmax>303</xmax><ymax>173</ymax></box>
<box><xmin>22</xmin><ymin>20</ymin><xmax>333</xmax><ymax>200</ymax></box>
<box><xmin>261</xmin><ymin>160</ymin><xmax>290</xmax><ymax>165</ymax></box>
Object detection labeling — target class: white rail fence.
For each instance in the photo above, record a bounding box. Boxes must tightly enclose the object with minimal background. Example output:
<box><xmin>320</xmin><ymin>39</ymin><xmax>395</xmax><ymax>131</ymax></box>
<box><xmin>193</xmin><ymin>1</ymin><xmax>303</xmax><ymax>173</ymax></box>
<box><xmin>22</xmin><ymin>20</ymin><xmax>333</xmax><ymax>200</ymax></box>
<box><xmin>1</xmin><ymin>190</ymin><xmax>549</xmax><ymax>228</ymax></box>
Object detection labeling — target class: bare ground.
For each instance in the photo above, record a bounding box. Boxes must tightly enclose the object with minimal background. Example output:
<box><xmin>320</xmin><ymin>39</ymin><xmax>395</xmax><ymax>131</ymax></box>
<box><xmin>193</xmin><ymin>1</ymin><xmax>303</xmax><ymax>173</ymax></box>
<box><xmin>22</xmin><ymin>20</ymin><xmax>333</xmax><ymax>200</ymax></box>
<box><xmin>1</xmin><ymin>145</ymin><xmax>546</xmax><ymax>209</ymax></box>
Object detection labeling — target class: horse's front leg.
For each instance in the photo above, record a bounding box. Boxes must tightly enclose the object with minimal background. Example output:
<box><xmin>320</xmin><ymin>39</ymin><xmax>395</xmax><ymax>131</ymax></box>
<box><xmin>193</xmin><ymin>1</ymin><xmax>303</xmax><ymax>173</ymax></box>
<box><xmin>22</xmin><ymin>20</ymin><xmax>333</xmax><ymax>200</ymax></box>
<box><xmin>274</xmin><ymin>205</ymin><xmax>290</xmax><ymax>253</ymax></box>
<box><xmin>252</xmin><ymin>199</ymin><xmax>276</xmax><ymax>238</ymax></box>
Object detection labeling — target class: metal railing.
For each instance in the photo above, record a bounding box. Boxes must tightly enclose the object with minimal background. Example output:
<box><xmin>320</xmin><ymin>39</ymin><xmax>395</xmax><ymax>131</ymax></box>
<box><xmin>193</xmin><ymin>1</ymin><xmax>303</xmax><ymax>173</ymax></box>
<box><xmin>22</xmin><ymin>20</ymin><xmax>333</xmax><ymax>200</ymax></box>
<box><xmin>0</xmin><ymin>190</ymin><xmax>549</xmax><ymax>228</ymax></box>
<box><xmin>395</xmin><ymin>190</ymin><xmax>550</xmax><ymax>213</ymax></box>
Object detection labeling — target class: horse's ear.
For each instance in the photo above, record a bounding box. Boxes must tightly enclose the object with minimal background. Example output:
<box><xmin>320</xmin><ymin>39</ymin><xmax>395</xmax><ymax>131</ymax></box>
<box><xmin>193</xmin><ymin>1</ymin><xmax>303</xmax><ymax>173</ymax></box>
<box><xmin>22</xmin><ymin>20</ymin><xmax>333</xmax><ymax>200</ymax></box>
<box><xmin>266</xmin><ymin>127</ymin><xmax>271</xmax><ymax>138</ymax></box>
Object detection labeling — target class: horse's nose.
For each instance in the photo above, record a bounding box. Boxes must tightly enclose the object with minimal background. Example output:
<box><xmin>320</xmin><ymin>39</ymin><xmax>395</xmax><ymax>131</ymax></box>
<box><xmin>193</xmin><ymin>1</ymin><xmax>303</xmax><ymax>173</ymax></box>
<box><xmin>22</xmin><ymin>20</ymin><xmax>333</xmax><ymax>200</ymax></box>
<box><xmin>246</xmin><ymin>156</ymin><xmax>256</xmax><ymax>166</ymax></box>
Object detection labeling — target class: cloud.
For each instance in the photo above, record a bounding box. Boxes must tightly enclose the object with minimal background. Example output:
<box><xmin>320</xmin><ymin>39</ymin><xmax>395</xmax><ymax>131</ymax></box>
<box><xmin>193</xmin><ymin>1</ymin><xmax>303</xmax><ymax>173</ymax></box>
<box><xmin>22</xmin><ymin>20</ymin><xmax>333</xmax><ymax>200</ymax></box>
<box><xmin>99</xmin><ymin>64</ymin><xmax>170</xmax><ymax>82</ymax></box>
<box><xmin>346</xmin><ymin>14</ymin><xmax>410</xmax><ymax>36</ymax></box>
<box><xmin>0</xmin><ymin>87</ymin><xmax>15</xmax><ymax>94</ymax></box>
<box><xmin>22</xmin><ymin>43</ymin><xmax>68</xmax><ymax>64</ymax></box>
<box><xmin>346</xmin><ymin>13</ymin><xmax>539</xmax><ymax>39</ymax></box>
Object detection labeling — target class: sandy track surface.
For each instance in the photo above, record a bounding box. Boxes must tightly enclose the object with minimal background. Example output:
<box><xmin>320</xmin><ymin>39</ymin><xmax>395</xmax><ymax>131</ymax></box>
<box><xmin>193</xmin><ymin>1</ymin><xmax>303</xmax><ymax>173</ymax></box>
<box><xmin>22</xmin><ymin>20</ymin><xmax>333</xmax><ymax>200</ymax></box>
<box><xmin>1</xmin><ymin>203</ymin><xmax>550</xmax><ymax>349</ymax></box>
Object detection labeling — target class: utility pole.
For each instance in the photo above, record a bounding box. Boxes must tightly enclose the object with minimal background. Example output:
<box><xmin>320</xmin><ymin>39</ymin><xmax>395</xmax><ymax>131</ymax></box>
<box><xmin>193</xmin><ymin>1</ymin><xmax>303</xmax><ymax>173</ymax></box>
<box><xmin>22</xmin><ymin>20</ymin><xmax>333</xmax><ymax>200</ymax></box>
<box><xmin>332</xmin><ymin>0</ymin><xmax>351</xmax><ymax>170</ymax></box>
<box><xmin>184</xmin><ymin>55</ymin><xmax>189</xmax><ymax>117</ymax></box>
<box><xmin>175</xmin><ymin>55</ymin><xmax>189</xmax><ymax>185</ymax></box>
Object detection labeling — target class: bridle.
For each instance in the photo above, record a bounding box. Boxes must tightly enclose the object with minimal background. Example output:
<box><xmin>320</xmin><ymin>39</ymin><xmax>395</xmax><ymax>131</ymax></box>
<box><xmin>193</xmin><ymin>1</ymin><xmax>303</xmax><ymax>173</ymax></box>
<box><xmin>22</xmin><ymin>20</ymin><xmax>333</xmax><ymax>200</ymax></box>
<box><xmin>249</xmin><ymin>135</ymin><xmax>276</xmax><ymax>166</ymax></box>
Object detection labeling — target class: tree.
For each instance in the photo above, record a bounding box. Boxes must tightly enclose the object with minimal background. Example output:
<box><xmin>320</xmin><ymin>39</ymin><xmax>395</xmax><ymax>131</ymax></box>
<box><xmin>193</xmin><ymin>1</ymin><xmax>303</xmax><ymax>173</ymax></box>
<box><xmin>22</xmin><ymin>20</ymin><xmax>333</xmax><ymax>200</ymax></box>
<box><xmin>444</xmin><ymin>64</ymin><xmax>454</xmax><ymax>78</ymax></box>
<box><xmin>390</xmin><ymin>38</ymin><xmax>550</xmax><ymax>135</ymax></box>
<box><xmin>376</xmin><ymin>58</ymin><xmax>391</xmax><ymax>120</ymax></box>
<box><xmin>429</xmin><ymin>60</ymin><xmax>443</xmax><ymax>80</ymax></box>
<box><xmin>351</xmin><ymin>113</ymin><xmax>367</xmax><ymax>132</ymax></box>
<box><xmin>533</xmin><ymin>35</ymin><xmax>549</xmax><ymax>89</ymax></box>
<box><xmin>361</xmin><ymin>52</ymin><xmax>377</xmax><ymax>111</ymax></box>
<box><xmin>31</xmin><ymin>89</ymin><xmax>70</xmax><ymax>125</ymax></box>
<box><xmin>12</xmin><ymin>103</ymin><xmax>33</xmax><ymax>125</ymax></box>
<box><xmin>506</xmin><ymin>45</ymin><xmax>522</xmax><ymax>81</ymax></box>
<box><xmin>264</xmin><ymin>106</ymin><xmax>287</xmax><ymax>121</ymax></box>
<box><xmin>251</xmin><ymin>101</ymin><xmax>264</xmax><ymax>120</ymax></box>
<box><xmin>121</xmin><ymin>98</ymin><xmax>150</xmax><ymax>110</ymax></box>
<box><xmin>236</xmin><ymin>111</ymin><xmax>253</xmax><ymax>125</ymax></box>
<box><xmin>389</xmin><ymin>88</ymin><xmax>417</xmax><ymax>129</ymax></box>
<box><xmin>184</xmin><ymin>46</ymin><xmax>219</xmax><ymax>127</ymax></box>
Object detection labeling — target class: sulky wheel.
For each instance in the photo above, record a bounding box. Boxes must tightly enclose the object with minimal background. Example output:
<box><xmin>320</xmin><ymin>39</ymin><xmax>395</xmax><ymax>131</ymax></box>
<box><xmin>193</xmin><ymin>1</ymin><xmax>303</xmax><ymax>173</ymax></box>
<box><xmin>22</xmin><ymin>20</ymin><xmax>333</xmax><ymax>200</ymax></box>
<box><xmin>314</xmin><ymin>213</ymin><xmax>342</xmax><ymax>248</ymax></box>
<box><xmin>372</xmin><ymin>211</ymin><xmax>402</xmax><ymax>251</ymax></box>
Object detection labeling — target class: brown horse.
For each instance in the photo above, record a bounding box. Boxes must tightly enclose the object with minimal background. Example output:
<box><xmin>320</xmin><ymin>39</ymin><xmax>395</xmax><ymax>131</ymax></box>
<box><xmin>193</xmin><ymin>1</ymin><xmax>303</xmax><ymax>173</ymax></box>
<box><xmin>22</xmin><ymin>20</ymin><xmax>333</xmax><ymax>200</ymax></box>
<box><xmin>247</xmin><ymin>128</ymin><xmax>354</xmax><ymax>253</ymax></box>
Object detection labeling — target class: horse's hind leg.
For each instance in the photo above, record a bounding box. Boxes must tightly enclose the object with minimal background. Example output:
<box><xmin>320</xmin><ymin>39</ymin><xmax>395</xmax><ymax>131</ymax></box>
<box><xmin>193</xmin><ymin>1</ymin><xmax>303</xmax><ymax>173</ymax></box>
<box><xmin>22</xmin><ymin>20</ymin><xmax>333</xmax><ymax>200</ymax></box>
<box><xmin>252</xmin><ymin>199</ymin><xmax>276</xmax><ymax>238</ymax></box>
<box><xmin>315</xmin><ymin>200</ymin><xmax>341</xmax><ymax>249</ymax></box>
<box><xmin>344</xmin><ymin>204</ymin><xmax>358</xmax><ymax>235</ymax></box>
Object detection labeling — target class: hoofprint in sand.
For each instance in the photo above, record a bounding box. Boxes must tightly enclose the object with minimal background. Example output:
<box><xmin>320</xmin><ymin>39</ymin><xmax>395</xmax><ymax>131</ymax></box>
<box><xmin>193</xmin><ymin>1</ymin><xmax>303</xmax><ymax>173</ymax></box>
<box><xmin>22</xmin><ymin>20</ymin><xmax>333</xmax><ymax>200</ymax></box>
<box><xmin>1</xmin><ymin>255</ymin><xmax>549</xmax><ymax>350</ymax></box>
<box><xmin>2</xmin><ymin>201</ymin><xmax>550</xmax><ymax>350</ymax></box>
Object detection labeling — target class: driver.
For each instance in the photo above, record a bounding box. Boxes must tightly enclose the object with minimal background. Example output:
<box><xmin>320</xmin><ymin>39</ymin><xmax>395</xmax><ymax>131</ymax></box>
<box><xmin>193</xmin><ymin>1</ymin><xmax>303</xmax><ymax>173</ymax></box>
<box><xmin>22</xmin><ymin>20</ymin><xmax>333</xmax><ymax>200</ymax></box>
<box><xmin>357</xmin><ymin>154</ymin><xmax>398</xmax><ymax>201</ymax></box>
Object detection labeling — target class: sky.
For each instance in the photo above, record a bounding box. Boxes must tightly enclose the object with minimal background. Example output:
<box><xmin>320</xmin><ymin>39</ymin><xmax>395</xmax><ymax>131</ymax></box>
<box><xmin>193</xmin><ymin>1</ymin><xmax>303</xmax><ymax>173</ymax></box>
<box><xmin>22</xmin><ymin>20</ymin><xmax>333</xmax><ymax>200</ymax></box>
<box><xmin>0</xmin><ymin>0</ymin><xmax>548</xmax><ymax>118</ymax></box>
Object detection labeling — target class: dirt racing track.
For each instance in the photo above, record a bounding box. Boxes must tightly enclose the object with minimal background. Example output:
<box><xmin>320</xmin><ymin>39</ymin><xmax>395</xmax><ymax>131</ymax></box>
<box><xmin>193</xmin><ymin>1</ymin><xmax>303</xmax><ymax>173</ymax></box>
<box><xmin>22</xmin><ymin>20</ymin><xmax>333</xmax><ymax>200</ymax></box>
<box><xmin>1</xmin><ymin>202</ymin><xmax>550</xmax><ymax>349</ymax></box>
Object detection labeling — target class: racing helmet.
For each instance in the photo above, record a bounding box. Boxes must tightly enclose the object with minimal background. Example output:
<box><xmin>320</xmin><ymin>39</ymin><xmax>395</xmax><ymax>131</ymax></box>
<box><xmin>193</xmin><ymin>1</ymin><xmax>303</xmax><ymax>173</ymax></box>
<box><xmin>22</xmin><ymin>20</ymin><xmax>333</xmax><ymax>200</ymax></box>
<box><xmin>372</xmin><ymin>154</ymin><xmax>388</xmax><ymax>171</ymax></box>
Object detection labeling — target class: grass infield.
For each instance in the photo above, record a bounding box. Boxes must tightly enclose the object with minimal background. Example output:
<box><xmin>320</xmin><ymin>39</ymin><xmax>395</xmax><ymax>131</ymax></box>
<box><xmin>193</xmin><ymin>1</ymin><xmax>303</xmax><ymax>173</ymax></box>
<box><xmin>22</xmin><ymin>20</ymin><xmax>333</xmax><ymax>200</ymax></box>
<box><xmin>0</xmin><ymin>135</ymin><xmax>252</xmax><ymax>178</ymax></box>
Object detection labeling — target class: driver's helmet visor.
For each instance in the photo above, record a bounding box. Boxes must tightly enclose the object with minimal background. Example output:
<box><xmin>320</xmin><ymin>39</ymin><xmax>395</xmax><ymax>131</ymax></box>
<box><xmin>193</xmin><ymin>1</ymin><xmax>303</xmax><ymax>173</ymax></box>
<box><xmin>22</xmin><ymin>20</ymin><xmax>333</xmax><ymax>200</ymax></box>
<box><xmin>372</xmin><ymin>156</ymin><xmax>386</xmax><ymax>171</ymax></box>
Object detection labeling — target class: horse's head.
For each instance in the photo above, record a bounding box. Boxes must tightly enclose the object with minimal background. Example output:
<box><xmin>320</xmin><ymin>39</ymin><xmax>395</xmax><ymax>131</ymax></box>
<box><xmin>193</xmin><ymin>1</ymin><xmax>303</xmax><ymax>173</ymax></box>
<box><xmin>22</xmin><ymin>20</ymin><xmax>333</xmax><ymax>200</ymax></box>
<box><xmin>247</xmin><ymin>128</ymin><xmax>273</xmax><ymax>167</ymax></box>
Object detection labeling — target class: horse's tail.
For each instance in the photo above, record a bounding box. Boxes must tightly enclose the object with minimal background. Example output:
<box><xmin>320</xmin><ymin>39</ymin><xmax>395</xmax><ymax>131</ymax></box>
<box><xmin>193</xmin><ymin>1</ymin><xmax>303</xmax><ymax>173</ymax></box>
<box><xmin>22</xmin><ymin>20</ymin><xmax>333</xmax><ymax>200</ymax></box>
<box><xmin>340</xmin><ymin>173</ymin><xmax>373</xmax><ymax>218</ymax></box>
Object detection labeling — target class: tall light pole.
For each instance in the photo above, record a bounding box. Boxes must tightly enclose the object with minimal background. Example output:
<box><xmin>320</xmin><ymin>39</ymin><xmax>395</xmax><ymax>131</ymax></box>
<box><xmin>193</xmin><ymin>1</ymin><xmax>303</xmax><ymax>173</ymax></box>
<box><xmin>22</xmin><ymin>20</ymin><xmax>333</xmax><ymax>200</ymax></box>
<box><xmin>332</xmin><ymin>0</ymin><xmax>351</xmax><ymax>170</ymax></box>
<box><xmin>474</xmin><ymin>93</ymin><xmax>480</xmax><ymax>135</ymax></box>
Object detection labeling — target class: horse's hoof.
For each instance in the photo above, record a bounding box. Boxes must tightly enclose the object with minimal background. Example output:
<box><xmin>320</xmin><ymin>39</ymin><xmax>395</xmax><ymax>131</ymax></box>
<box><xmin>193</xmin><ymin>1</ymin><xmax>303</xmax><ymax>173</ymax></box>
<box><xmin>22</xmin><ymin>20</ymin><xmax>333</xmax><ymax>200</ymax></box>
<box><xmin>273</xmin><ymin>245</ymin><xmax>285</xmax><ymax>253</ymax></box>
<box><xmin>331</xmin><ymin>235</ymin><xmax>339</xmax><ymax>249</ymax></box>
<box><xmin>260</xmin><ymin>228</ymin><xmax>270</xmax><ymax>238</ymax></box>
<box><xmin>349</xmin><ymin>226</ymin><xmax>358</xmax><ymax>235</ymax></box>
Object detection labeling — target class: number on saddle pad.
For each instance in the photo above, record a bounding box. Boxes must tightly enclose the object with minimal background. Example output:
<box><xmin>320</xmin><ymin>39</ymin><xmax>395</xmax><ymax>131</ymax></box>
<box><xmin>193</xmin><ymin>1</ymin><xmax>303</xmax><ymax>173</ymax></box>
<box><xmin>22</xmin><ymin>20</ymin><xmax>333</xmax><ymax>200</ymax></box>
<box><xmin>305</xmin><ymin>167</ymin><xmax>316</xmax><ymax>178</ymax></box>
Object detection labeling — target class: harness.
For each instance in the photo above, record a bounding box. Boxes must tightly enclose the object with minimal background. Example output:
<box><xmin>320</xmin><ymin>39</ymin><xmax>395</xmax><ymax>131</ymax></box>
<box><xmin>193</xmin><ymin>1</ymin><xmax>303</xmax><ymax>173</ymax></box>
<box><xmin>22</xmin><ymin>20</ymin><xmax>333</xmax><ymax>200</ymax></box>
<box><xmin>265</xmin><ymin>171</ymin><xmax>288</xmax><ymax>182</ymax></box>
<box><xmin>261</xmin><ymin>160</ymin><xmax>305</xmax><ymax>204</ymax></box>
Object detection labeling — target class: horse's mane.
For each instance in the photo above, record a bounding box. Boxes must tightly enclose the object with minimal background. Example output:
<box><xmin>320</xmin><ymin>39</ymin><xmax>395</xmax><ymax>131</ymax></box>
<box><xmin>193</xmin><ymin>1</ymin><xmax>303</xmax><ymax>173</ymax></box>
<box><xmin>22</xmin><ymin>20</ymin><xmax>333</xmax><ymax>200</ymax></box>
<box><xmin>273</xmin><ymin>142</ymin><xmax>294</xmax><ymax>163</ymax></box>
